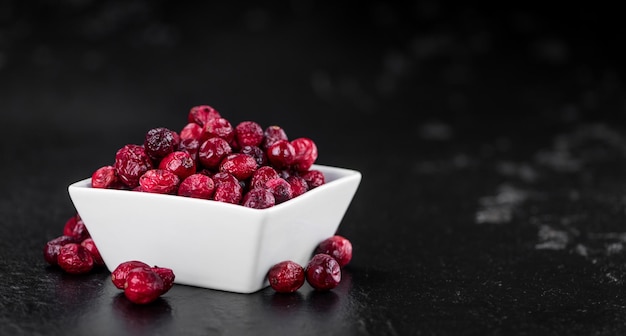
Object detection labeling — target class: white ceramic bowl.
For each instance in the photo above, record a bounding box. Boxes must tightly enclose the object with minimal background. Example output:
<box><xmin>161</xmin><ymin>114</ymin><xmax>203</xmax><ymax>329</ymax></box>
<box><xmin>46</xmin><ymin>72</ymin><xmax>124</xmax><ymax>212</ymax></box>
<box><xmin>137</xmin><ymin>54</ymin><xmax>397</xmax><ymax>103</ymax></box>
<box><xmin>68</xmin><ymin>164</ymin><xmax>361</xmax><ymax>293</ymax></box>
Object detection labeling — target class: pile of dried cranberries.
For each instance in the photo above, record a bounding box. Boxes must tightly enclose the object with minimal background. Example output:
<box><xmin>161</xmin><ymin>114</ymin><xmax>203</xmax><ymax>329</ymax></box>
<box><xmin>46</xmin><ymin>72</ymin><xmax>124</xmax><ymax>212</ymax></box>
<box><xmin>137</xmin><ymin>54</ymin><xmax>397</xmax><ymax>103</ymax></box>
<box><xmin>91</xmin><ymin>105</ymin><xmax>324</xmax><ymax>209</ymax></box>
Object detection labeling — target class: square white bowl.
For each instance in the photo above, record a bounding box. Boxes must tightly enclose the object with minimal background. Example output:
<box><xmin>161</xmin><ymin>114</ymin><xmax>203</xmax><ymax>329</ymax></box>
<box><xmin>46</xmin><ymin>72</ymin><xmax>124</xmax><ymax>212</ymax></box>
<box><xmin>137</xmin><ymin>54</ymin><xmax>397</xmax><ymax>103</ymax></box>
<box><xmin>67</xmin><ymin>164</ymin><xmax>361</xmax><ymax>293</ymax></box>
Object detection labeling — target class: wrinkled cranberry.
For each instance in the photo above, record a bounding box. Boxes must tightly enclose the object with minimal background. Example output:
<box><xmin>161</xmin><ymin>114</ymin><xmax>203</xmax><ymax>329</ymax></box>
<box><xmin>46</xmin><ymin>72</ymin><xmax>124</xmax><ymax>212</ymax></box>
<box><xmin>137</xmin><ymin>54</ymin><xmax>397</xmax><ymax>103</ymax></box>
<box><xmin>240</xmin><ymin>145</ymin><xmax>267</xmax><ymax>167</ymax></box>
<box><xmin>242</xmin><ymin>188</ymin><xmax>275</xmax><ymax>209</ymax></box>
<box><xmin>203</xmin><ymin>117</ymin><xmax>234</xmax><ymax>143</ymax></box>
<box><xmin>188</xmin><ymin>105</ymin><xmax>221</xmax><ymax>126</ymax></box>
<box><xmin>152</xmin><ymin>266</ymin><xmax>175</xmax><ymax>294</ymax></box>
<box><xmin>286</xmin><ymin>175</ymin><xmax>308</xmax><ymax>198</ymax></box>
<box><xmin>265</xmin><ymin>178</ymin><xmax>293</xmax><ymax>204</ymax></box>
<box><xmin>250</xmin><ymin>166</ymin><xmax>279</xmax><ymax>190</ymax></box>
<box><xmin>219</xmin><ymin>153</ymin><xmax>258</xmax><ymax>180</ymax></box>
<box><xmin>115</xmin><ymin>144</ymin><xmax>153</xmax><ymax>188</ymax></box>
<box><xmin>111</xmin><ymin>260</ymin><xmax>152</xmax><ymax>289</ymax></box>
<box><xmin>57</xmin><ymin>243</ymin><xmax>94</xmax><ymax>274</ymax></box>
<box><xmin>63</xmin><ymin>214</ymin><xmax>90</xmax><ymax>241</ymax></box>
<box><xmin>301</xmin><ymin>169</ymin><xmax>325</xmax><ymax>189</ymax></box>
<box><xmin>178</xmin><ymin>138</ymin><xmax>201</xmax><ymax>161</ymax></box>
<box><xmin>291</xmin><ymin>138</ymin><xmax>318</xmax><ymax>171</ymax></box>
<box><xmin>81</xmin><ymin>238</ymin><xmax>105</xmax><ymax>267</ymax></box>
<box><xmin>235</xmin><ymin>121</ymin><xmax>264</xmax><ymax>147</ymax></box>
<box><xmin>213</xmin><ymin>181</ymin><xmax>243</xmax><ymax>204</ymax></box>
<box><xmin>179</xmin><ymin>122</ymin><xmax>203</xmax><ymax>141</ymax></box>
<box><xmin>267</xmin><ymin>261</ymin><xmax>305</xmax><ymax>293</ymax></box>
<box><xmin>267</xmin><ymin>140</ymin><xmax>296</xmax><ymax>169</ymax></box>
<box><xmin>262</xmin><ymin>125</ymin><xmax>288</xmax><ymax>150</ymax></box>
<box><xmin>139</xmin><ymin>169</ymin><xmax>180</xmax><ymax>194</ymax></box>
<box><xmin>212</xmin><ymin>171</ymin><xmax>239</xmax><ymax>186</ymax></box>
<box><xmin>159</xmin><ymin>151</ymin><xmax>197</xmax><ymax>180</ymax></box>
<box><xmin>315</xmin><ymin>235</ymin><xmax>352</xmax><ymax>268</ymax></box>
<box><xmin>178</xmin><ymin>174</ymin><xmax>215</xmax><ymax>199</ymax></box>
<box><xmin>124</xmin><ymin>267</ymin><xmax>165</xmax><ymax>304</ymax></box>
<box><xmin>43</xmin><ymin>235</ymin><xmax>78</xmax><ymax>265</ymax></box>
<box><xmin>198</xmin><ymin>137</ymin><xmax>232</xmax><ymax>170</ymax></box>
<box><xmin>91</xmin><ymin>166</ymin><xmax>123</xmax><ymax>189</ymax></box>
<box><xmin>305</xmin><ymin>254</ymin><xmax>341</xmax><ymax>291</ymax></box>
<box><xmin>144</xmin><ymin>127</ymin><xmax>180</xmax><ymax>161</ymax></box>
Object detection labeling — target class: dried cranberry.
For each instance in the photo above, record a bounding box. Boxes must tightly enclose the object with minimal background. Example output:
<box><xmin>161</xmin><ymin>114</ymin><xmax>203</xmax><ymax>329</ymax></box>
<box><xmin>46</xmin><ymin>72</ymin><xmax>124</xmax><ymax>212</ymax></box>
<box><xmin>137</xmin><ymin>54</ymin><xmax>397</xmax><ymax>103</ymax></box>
<box><xmin>179</xmin><ymin>122</ymin><xmax>203</xmax><ymax>141</ymax></box>
<box><xmin>114</xmin><ymin>144</ymin><xmax>153</xmax><ymax>188</ymax></box>
<box><xmin>139</xmin><ymin>169</ymin><xmax>180</xmax><ymax>194</ymax></box>
<box><xmin>212</xmin><ymin>171</ymin><xmax>239</xmax><ymax>186</ymax></box>
<box><xmin>240</xmin><ymin>145</ymin><xmax>267</xmax><ymax>167</ymax></box>
<box><xmin>286</xmin><ymin>175</ymin><xmax>308</xmax><ymax>198</ymax></box>
<box><xmin>305</xmin><ymin>254</ymin><xmax>341</xmax><ymax>291</ymax></box>
<box><xmin>198</xmin><ymin>137</ymin><xmax>232</xmax><ymax>170</ymax></box>
<box><xmin>159</xmin><ymin>151</ymin><xmax>197</xmax><ymax>180</ymax></box>
<box><xmin>178</xmin><ymin>174</ymin><xmax>215</xmax><ymax>199</ymax></box>
<box><xmin>178</xmin><ymin>138</ymin><xmax>201</xmax><ymax>161</ymax></box>
<box><xmin>242</xmin><ymin>188</ymin><xmax>275</xmax><ymax>209</ymax></box>
<box><xmin>249</xmin><ymin>166</ymin><xmax>279</xmax><ymax>190</ymax></box>
<box><xmin>81</xmin><ymin>238</ymin><xmax>105</xmax><ymax>267</ymax></box>
<box><xmin>144</xmin><ymin>127</ymin><xmax>180</xmax><ymax>161</ymax></box>
<box><xmin>262</xmin><ymin>125</ymin><xmax>288</xmax><ymax>150</ymax></box>
<box><xmin>219</xmin><ymin>153</ymin><xmax>258</xmax><ymax>180</ymax></box>
<box><xmin>203</xmin><ymin>117</ymin><xmax>234</xmax><ymax>143</ymax></box>
<box><xmin>43</xmin><ymin>235</ymin><xmax>78</xmax><ymax>265</ymax></box>
<box><xmin>152</xmin><ymin>266</ymin><xmax>175</xmax><ymax>294</ymax></box>
<box><xmin>267</xmin><ymin>140</ymin><xmax>296</xmax><ymax>169</ymax></box>
<box><xmin>188</xmin><ymin>105</ymin><xmax>220</xmax><ymax>126</ymax></box>
<box><xmin>315</xmin><ymin>235</ymin><xmax>352</xmax><ymax>268</ymax></box>
<box><xmin>291</xmin><ymin>138</ymin><xmax>318</xmax><ymax>172</ymax></box>
<box><xmin>213</xmin><ymin>181</ymin><xmax>243</xmax><ymax>204</ymax></box>
<box><xmin>57</xmin><ymin>243</ymin><xmax>94</xmax><ymax>274</ymax></box>
<box><xmin>300</xmin><ymin>169</ymin><xmax>325</xmax><ymax>189</ymax></box>
<box><xmin>63</xmin><ymin>214</ymin><xmax>90</xmax><ymax>241</ymax></box>
<box><xmin>265</xmin><ymin>178</ymin><xmax>293</xmax><ymax>204</ymax></box>
<box><xmin>267</xmin><ymin>261</ymin><xmax>305</xmax><ymax>293</ymax></box>
<box><xmin>91</xmin><ymin>166</ymin><xmax>123</xmax><ymax>189</ymax></box>
<box><xmin>235</xmin><ymin>121</ymin><xmax>264</xmax><ymax>147</ymax></box>
<box><xmin>111</xmin><ymin>260</ymin><xmax>151</xmax><ymax>289</ymax></box>
<box><xmin>124</xmin><ymin>267</ymin><xmax>165</xmax><ymax>304</ymax></box>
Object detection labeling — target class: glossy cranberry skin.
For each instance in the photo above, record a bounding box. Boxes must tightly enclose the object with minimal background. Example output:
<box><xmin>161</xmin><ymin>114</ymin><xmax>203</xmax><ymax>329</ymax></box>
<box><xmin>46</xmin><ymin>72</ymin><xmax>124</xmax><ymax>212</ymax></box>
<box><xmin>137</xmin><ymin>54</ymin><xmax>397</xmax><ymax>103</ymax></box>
<box><xmin>235</xmin><ymin>121</ymin><xmax>264</xmax><ymax>147</ymax></box>
<box><xmin>203</xmin><ymin>117</ymin><xmax>234</xmax><ymax>143</ymax></box>
<box><xmin>305</xmin><ymin>254</ymin><xmax>341</xmax><ymax>291</ymax></box>
<box><xmin>124</xmin><ymin>267</ymin><xmax>165</xmax><ymax>304</ymax></box>
<box><xmin>178</xmin><ymin>174</ymin><xmax>215</xmax><ymax>199</ymax></box>
<box><xmin>242</xmin><ymin>188</ymin><xmax>275</xmax><ymax>209</ymax></box>
<box><xmin>213</xmin><ymin>181</ymin><xmax>243</xmax><ymax>204</ymax></box>
<box><xmin>286</xmin><ymin>175</ymin><xmax>308</xmax><ymax>198</ymax></box>
<box><xmin>144</xmin><ymin>127</ymin><xmax>180</xmax><ymax>161</ymax></box>
<box><xmin>57</xmin><ymin>243</ymin><xmax>94</xmax><ymax>274</ymax></box>
<box><xmin>250</xmin><ymin>166</ymin><xmax>279</xmax><ymax>190</ymax></box>
<box><xmin>115</xmin><ymin>144</ymin><xmax>153</xmax><ymax>188</ymax></box>
<box><xmin>111</xmin><ymin>260</ymin><xmax>151</xmax><ymax>289</ymax></box>
<box><xmin>43</xmin><ymin>235</ymin><xmax>78</xmax><ymax>265</ymax></box>
<box><xmin>179</xmin><ymin>122</ymin><xmax>203</xmax><ymax>141</ymax></box>
<box><xmin>63</xmin><ymin>214</ymin><xmax>90</xmax><ymax>241</ymax></box>
<box><xmin>291</xmin><ymin>138</ymin><xmax>318</xmax><ymax>172</ymax></box>
<box><xmin>159</xmin><ymin>151</ymin><xmax>197</xmax><ymax>180</ymax></box>
<box><xmin>188</xmin><ymin>105</ymin><xmax>221</xmax><ymax>126</ymax></box>
<box><xmin>178</xmin><ymin>138</ymin><xmax>201</xmax><ymax>161</ymax></box>
<box><xmin>152</xmin><ymin>266</ymin><xmax>175</xmax><ymax>294</ymax></box>
<box><xmin>139</xmin><ymin>169</ymin><xmax>180</xmax><ymax>194</ymax></box>
<box><xmin>219</xmin><ymin>153</ymin><xmax>258</xmax><ymax>180</ymax></box>
<box><xmin>81</xmin><ymin>238</ymin><xmax>105</xmax><ymax>267</ymax></box>
<box><xmin>262</xmin><ymin>125</ymin><xmax>288</xmax><ymax>150</ymax></box>
<box><xmin>198</xmin><ymin>137</ymin><xmax>232</xmax><ymax>170</ymax></box>
<box><xmin>301</xmin><ymin>169</ymin><xmax>325</xmax><ymax>189</ymax></box>
<box><xmin>267</xmin><ymin>261</ymin><xmax>305</xmax><ymax>293</ymax></box>
<box><xmin>91</xmin><ymin>166</ymin><xmax>122</xmax><ymax>189</ymax></box>
<box><xmin>240</xmin><ymin>145</ymin><xmax>267</xmax><ymax>167</ymax></box>
<box><xmin>212</xmin><ymin>171</ymin><xmax>240</xmax><ymax>186</ymax></box>
<box><xmin>267</xmin><ymin>140</ymin><xmax>296</xmax><ymax>169</ymax></box>
<box><xmin>315</xmin><ymin>235</ymin><xmax>353</xmax><ymax>267</ymax></box>
<box><xmin>265</xmin><ymin>178</ymin><xmax>293</xmax><ymax>204</ymax></box>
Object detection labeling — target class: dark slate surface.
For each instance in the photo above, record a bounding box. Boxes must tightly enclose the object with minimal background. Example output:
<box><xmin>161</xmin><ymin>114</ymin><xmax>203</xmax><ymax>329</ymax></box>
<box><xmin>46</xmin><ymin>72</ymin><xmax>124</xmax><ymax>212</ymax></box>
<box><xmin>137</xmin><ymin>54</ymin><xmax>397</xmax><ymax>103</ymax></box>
<box><xmin>2</xmin><ymin>1</ymin><xmax>626</xmax><ymax>335</ymax></box>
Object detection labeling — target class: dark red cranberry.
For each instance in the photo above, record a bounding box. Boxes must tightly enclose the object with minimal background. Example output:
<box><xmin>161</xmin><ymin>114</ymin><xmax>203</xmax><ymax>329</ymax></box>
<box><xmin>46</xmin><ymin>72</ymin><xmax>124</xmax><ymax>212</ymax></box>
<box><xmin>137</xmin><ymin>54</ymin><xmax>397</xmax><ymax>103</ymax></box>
<box><xmin>43</xmin><ymin>235</ymin><xmax>78</xmax><ymax>265</ymax></box>
<box><xmin>305</xmin><ymin>254</ymin><xmax>341</xmax><ymax>291</ymax></box>
<box><xmin>144</xmin><ymin>127</ymin><xmax>180</xmax><ymax>161</ymax></box>
<box><xmin>114</xmin><ymin>144</ymin><xmax>153</xmax><ymax>188</ymax></box>
<box><xmin>152</xmin><ymin>266</ymin><xmax>175</xmax><ymax>294</ymax></box>
<box><xmin>240</xmin><ymin>145</ymin><xmax>267</xmax><ymax>167</ymax></box>
<box><xmin>203</xmin><ymin>117</ymin><xmax>234</xmax><ymax>143</ymax></box>
<box><xmin>242</xmin><ymin>188</ymin><xmax>275</xmax><ymax>209</ymax></box>
<box><xmin>63</xmin><ymin>214</ymin><xmax>90</xmax><ymax>241</ymax></box>
<box><xmin>81</xmin><ymin>238</ymin><xmax>105</xmax><ymax>267</ymax></box>
<box><xmin>286</xmin><ymin>175</ymin><xmax>308</xmax><ymax>198</ymax></box>
<box><xmin>267</xmin><ymin>140</ymin><xmax>296</xmax><ymax>169</ymax></box>
<box><xmin>188</xmin><ymin>105</ymin><xmax>221</xmax><ymax>126</ymax></box>
<box><xmin>235</xmin><ymin>121</ymin><xmax>264</xmax><ymax>147</ymax></box>
<box><xmin>159</xmin><ymin>151</ymin><xmax>197</xmax><ymax>180</ymax></box>
<box><xmin>178</xmin><ymin>138</ymin><xmax>201</xmax><ymax>161</ymax></box>
<box><xmin>277</xmin><ymin>169</ymin><xmax>293</xmax><ymax>180</ymax></box>
<box><xmin>300</xmin><ymin>169</ymin><xmax>325</xmax><ymax>189</ymax></box>
<box><xmin>219</xmin><ymin>153</ymin><xmax>258</xmax><ymax>180</ymax></box>
<box><xmin>198</xmin><ymin>137</ymin><xmax>232</xmax><ymax>170</ymax></box>
<box><xmin>267</xmin><ymin>261</ymin><xmax>305</xmax><ymax>293</ymax></box>
<box><xmin>57</xmin><ymin>243</ymin><xmax>94</xmax><ymax>274</ymax></box>
<box><xmin>212</xmin><ymin>171</ymin><xmax>239</xmax><ymax>186</ymax></box>
<box><xmin>265</xmin><ymin>178</ymin><xmax>293</xmax><ymax>204</ymax></box>
<box><xmin>139</xmin><ymin>169</ymin><xmax>180</xmax><ymax>194</ymax></box>
<box><xmin>111</xmin><ymin>260</ymin><xmax>152</xmax><ymax>289</ymax></box>
<box><xmin>291</xmin><ymin>138</ymin><xmax>318</xmax><ymax>171</ymax></box>
<box><xmin>213</xmin><ymin>181</ymin><xmax>243</xmax><ymax>204</ymax></box>
<box><xmin>124</xmin><ymin>267</ymin><xmax>165</xmax><ymax>304</ymax></box>
<box><xmin>315</xmin><ymin>235</ymin><xmax>353</xmax><ymax>267</ymax></box>
<box><xmin>91</xmin><ymin>166</ymin><xmax>123</xmax><ymax>189</ymax></box>
<box><xmin>179</xmin><ymin>123</ymin><xmax>203</xmax><ymax>141</ymax></box>
<box><xmin>178</xmin><ymin>174</ymin><xmax>215</xmax><ymax>199</ymax></box>
<box><xmin>262</xmin><ymin>126</ymin><xmax>288</xmax><ymax>150</ymax></box>
<box><xmin>250</xmin><ymin>166</ymin><xmax>279</xmax><ymax>190</ymax></box>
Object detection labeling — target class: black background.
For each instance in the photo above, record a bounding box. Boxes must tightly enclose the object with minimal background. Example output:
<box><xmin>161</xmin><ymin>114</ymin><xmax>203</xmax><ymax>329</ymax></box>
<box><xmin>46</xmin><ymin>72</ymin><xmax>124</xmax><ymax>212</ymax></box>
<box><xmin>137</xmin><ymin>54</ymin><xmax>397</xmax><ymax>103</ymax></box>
<box><xmin>2</xmin><ymin>1</ymin><xmax>626</xmax><ymax>335</ymax></box>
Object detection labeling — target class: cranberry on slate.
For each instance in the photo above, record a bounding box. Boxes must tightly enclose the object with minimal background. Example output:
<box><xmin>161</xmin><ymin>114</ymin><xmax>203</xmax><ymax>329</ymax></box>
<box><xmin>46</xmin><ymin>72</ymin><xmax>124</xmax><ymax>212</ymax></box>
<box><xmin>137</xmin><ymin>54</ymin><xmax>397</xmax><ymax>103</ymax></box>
<box><xmin>291</xmin><ymin>138</ymin><xmax>318</xmax><ymax>172</ymax></box>
<box><xmin>262</xmin><ymin>125</ymin><xmax>288</xmax><ymax>150</ymax></box>
<box><xmin>179</xmin><ymin>123</ymin><xmax>203</xmax><ymax>141</ymax></box>
<box><xmin>178</xmin><ymin>138</ymin><xmax>201</xmax><ymax>161</ymax></box>
<box><xmin>91</xmin><ymin>166</ymin><xmax>122</xmax><ymax>189</ymax></box>
<box><xmin>219</xmin><ymin>153</ymin><xmax>258</xmax><ymax>180</ymax></box>
<box><xmin>43</xmin><ymin>235</ymin><xmax>78</xmax><ymax>265</ymax></box>
<box><xmin>315</xmin><ymin>235</ymin><xmax>353</xmax><ymax>268</ymax></box>
<box><xmin>267</xmin><ymin>140</ymin><xmax>296</xmax><ymax>169</ymax></box>
<box><xmin>305</xmin><ymin>254</ymin><xmax>341</xmax><ymax>291</ymax></box>
<box><xmin>203</xmin><ymin>117</ymin><xmax>234</xmax><ymax>143</ymax></box>
<box><xmin>242</xmin><ymin>188</ymin><xmax>275</xmax><ymax>209</ymax></box>
<box><xmin>115</xmin><ymin>144</ymin><xmax>153</xmax><ymax>188</ymax></box>
<box><xmin>235</xmin><ymin>121</ymin><xmax>264</xmax><ymax>147</ymax></box>
<box><xmin>188</xmin><ymin>105</ymin><xmax>221</xmax><ymax>126</ymax></box>
<box><xmin>159</xmin><ymin>151</ymin><xmax>197</xmax><ymax>180</ymax></box>
<box><xmin>63</xmin><ymin>214</ymin><xmax>90</xmax><ymax>241</ymax></box>
<box><xmin>112</xmin><ymin>260</ymin><xmax>151</xmax><ymax>289</ymax></box>
<box><xmin>152</xmin><ymin>266</ymin><xmax>175</xmax><ymax>294</ymax></box>
<box><xmin>144</xmin><ymin>127</ymin><xmax>180</xmax><ymax>161</ymax></box>
<box><xmin>286</xmin><ymin>175</ymin><xmax>308</xmax><ymax>198</ymax></box>
<box><xmin>265</xmin><ymin>178</ymin><xmax>293</xmax><ymax>204</ymax></box>
<box><xmin>267</xmin><ymin>260</ymin><xmax>305</xmax><ymax>293</ymax></box>
<box><xmin>178</xmin><ymin>174</ymin><xmax>215</xmax><ymax>199</ymax></box>
<box><xmin>198</xmin><ymin>137</ymin><xmax>232</xmax><ymax>170</ymax></box>
<box><xmin>124</xmin><ymin>267</ymin><xmax>165</xmax><ymax>304</ymax></box>
<box><xmin>81</xmin><ymin>238</ymin><xmax>105</xmax><ymax>267</ymax></box>
<box><xmin>240</xmin><ymin>145</ymin><xmax>267</xmax><ymax>167</ymax></box>
<box><xmin>57</xmin><ymin>243</ymin><xmax>94</xmax><ymax>275</ymax></box>
<box><xmin>213</xmin><ymin>181</ymin><xmax>243</xmax><ymax>204</ymax></box>
<box><xmin>250</xmin><ymin>166</ymin><xmax>279</xmax><ymax>190</ymax></box>
<box><xmin>300</xmin><ymin>169</ymin><xmax>325</xmax><ymax>189</ymax></box>
<box><xmin>139</xmin><ymin>169</ymin><xmax>180</xmax><ymax>194</ymax></box>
